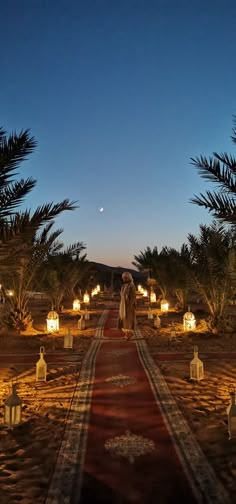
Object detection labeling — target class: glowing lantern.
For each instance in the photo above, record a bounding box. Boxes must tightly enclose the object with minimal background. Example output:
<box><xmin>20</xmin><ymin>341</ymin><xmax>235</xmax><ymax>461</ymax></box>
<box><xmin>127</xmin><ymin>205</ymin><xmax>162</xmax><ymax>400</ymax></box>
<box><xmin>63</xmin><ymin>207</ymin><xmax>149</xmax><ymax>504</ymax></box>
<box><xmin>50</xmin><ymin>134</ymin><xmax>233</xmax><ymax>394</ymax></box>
<box><xmin>148</xmin><ymin>307</ymin><xmax>153</xmax><ymax>319</ymax></box>
<box><xmin>143</xmin><ymin>289</ymin><xmax>148</xmax><ymax>298</ymax></box>
<box><xmin>138</xmin><ymin>285</ymin><xmax>142</xmax><ymax>293</ymax></box>
<box><xmin>73</xmin><ymin>299</ymin><xmax>80</xmax><ymax>311</ymax></box>
<box><xmin>154</xmin><ymin>314</ymin><xmax>161</xmax><ymax>328</ymax></box>
<box><xmin>150</xmin><ymin>291</ymin><xmax>156</xmax><ymax>303</ymax></box>
<box><xmin>227</xmin><ymin>385</ymin><xmax>236</xmax><ymax>439</ymax></box>
<box><xmin>83</xmin><ymin>292</ymin><xmax>90</xmax><ymax>304</ymax></box>
<box><xmin>4</xmin><ymin>383</ymin><xmax>22</xmax><ymax>426</ymax></box>
<box><xmin>78</xmin><ymin>314</ymin><xmax>85</xmax><ymax>330</ymax></box>
<box><xmin>160</xmin><ymin>299</ymin><xmax>169</xmax><ymax>312</ymax></box>
<box><xmin>36</xmin><ymin>346</ymin><xmax>47</xmax><ymax>382</ymax></box>
<box><xmin>46</xmin><ymin>310</ymin><xmax>59</xmax><ymax>332</ymax></box>
<box><xmin>190</xmin><ymin>346</ymin><xmax>204</xmax><ymax>381</ymax></box>
<box><xmin>91</xmin><ymin>288</ymin><xmax>98</xmax><ymax>297</ymax></box>
<box><xmin>64</xmin><ymin>330</ymin><xmax>73</xmax><ymax>349</ymax></box>
<box><xmin>96</xmin><ymin>284</ymin><xmax>101</xmax><ymax>292</ymax></box>
<box><xmin>183</xmin><ymin>306</ymin><xmax>196</xmax><ymax>331</ymax></box>
<box><xmin>84</xmin><ymin>307</ymin><xmax>90</xmax><ymax>320</ymax></box>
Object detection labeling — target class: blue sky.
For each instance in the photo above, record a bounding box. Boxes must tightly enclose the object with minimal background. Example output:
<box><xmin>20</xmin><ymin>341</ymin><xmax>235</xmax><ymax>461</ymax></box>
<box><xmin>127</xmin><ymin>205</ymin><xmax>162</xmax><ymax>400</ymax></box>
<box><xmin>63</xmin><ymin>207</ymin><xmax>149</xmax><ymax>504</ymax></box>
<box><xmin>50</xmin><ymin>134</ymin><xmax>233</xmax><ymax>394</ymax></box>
<box><xmin>1</xmin><ymin>0</ymin><xmax>236</xmax><ymax>267</ymax></box>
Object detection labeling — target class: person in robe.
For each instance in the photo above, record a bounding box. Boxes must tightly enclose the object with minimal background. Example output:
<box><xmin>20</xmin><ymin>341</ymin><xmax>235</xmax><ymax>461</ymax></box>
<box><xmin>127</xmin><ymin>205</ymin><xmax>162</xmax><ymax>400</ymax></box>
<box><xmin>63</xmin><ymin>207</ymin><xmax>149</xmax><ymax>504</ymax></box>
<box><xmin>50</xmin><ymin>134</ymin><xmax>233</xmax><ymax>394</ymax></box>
<box><xmin>118</xmin><ymin>271</ymin><xmax>136</xmax><ymax>340</ymax></box>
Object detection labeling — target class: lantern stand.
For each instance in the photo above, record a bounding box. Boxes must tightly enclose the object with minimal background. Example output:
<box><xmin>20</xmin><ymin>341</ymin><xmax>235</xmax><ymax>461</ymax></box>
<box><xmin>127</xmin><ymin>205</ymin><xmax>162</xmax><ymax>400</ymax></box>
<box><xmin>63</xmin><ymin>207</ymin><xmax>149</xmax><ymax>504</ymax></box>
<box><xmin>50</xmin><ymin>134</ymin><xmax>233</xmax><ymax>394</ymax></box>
<box><xmin>154</xmin><ymin>314</ymin><xmax>161</xmax><ymax>328</ymax></box>
<box><xmin>227</xmin><ymin>385</ymin><xmax>236</xmax><ymax>440</ymax></box>
<box><xmin>190</xmin><ymin>345</ymin><xmax>204</xmax><ymax>381</ymax></box>
<box><xmin>64</xmin><ymin>329</ymin><xmax>73</xmax><ymax>349</ymax></box>
<box><xmin>78</xmin><ymin>314</ymin><xmax>86</xmax><ymax>330</ymax></box>
<box><xmin>36</xmin><ymin>346</ymin><xmax>47</xmax><ymax>382</ymax></box>
<box><xmin>4</xmin><ymin>381</ymin><xmax>22</xmax><ymax>426</ymax></box>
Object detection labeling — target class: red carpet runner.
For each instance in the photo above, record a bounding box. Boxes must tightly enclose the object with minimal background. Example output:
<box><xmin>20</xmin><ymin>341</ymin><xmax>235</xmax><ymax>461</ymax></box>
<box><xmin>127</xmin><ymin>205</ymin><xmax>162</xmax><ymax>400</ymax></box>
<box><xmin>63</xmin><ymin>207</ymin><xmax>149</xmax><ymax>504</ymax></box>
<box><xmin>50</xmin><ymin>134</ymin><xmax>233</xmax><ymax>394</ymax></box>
<box><xmin>46</xmin><ymin>309</ymin><xmax>230</xmax><ymax>504</ymax></box>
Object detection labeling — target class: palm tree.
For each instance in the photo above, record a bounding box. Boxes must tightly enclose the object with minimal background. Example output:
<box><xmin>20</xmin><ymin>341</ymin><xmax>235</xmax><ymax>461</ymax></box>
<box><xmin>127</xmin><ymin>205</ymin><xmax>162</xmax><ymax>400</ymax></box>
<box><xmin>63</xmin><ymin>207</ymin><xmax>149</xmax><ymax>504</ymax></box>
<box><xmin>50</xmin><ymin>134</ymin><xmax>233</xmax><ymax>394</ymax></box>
<box><xmin>190</xmin><ymin>116</ymin><xmax>236</xmax><ymax>224</ymax></box>
<box><xmin>187</xmin><ymin>222</ymin><xmax>236</xmax><ymax>332</ymax></box>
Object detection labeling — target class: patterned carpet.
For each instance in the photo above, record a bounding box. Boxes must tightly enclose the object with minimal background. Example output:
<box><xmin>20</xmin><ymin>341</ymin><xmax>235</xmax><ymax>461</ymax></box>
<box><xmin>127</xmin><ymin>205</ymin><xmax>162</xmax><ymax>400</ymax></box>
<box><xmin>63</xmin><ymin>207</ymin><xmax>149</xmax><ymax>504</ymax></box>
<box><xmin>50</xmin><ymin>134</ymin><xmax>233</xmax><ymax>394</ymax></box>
<box><xmin>45</xmin><ymin>309</ymin><xmax>230</xmax><ymax>504</ymax></box>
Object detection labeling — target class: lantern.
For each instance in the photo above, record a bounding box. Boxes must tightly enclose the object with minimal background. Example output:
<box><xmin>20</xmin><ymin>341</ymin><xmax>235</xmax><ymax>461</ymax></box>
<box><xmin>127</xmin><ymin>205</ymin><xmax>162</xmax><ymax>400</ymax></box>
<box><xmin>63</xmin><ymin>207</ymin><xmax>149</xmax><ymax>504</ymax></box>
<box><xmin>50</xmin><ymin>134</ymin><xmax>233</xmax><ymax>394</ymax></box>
<box><xmin>138</xmin><ymin>284</ymin><xmax>142</xmax><ymax>293</ymax></box>
<box><xmin>154</xmin><ymin>314</ymin><xmax>161</xmax><ymax>328</ymax></box>
<box><xmin>83</xmin><ymin>292</ymin><xmax>90</xmax><ymax>304</ymax></box>
<box><xmin>169</xmin><ymin>322</ymin><xmax>177</xmax><ymax>341</ymax></box>
<box><xmin>143</xmin><ymin>289</ymin><xmax>148</xmax><ymax>298</ymax></box>
<box><xmin>4</xmin><ymin>383</ymin><xmax>22</xmax><ymax>426</ymax></box>
<box><xmin>183</xmin><ymin>306</ymin><xmax>196</xmax><ymax>331</ymax></box>
<box><xmin>84</xmin><ymin>307</ymin><xmax>90</xmax><ymax>320</ymax></box>
<box><xmin>190</xmin><ymin>346</ymin><xmax>204</xmax><ymax>381</ymax></box>
<box><xmin>36</xmin><ymin>346</ymin><xmax>47</xmax><ymax>382</ymax></box>
<box><xmin>46</xmin><ymin>310</ymin><xmax>59</xmax><ymax>332</ymax></box>
<box><xmin>73</xmin><ymin>299</ymin><xmax>80</xmax><ymax>311</ymax></box>
<box><xmin>150</xmin><ymin>291</ymin><xmax>156</xmax><ymax>303</ymax></box>
<box><xmin>96</xmin><ymin>284</ymin><xmax>101</xmax><ymax>293</ymax></box>
<box><xmin>160</xmin><ymin>299</ymin><xmax>169</xmax><ymax>312</ymax></box>
<box><xmin>64</xmin><ymin>330</ymin><xmax>73</xmax><ymax>349</ymax></box>
<box><xmin>227</xmin><ymin>385</ymin><xmax>236</xmax><ymax>439</ymax></box>
<box><xmin>78</xmin><ymin>314</ymin><xmax>85</xmax><ymax>330</ymax></box>
<box><xmin>148</xmin><ymin>307</ymin><xmax>153</xmax><ymax>319</ymax></box>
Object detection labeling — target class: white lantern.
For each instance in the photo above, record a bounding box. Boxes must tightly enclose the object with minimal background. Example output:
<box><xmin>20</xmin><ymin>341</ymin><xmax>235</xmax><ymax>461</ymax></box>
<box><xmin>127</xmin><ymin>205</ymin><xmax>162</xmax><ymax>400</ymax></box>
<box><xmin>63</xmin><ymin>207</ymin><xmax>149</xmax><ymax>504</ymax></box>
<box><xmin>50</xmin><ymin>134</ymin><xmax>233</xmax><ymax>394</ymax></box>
<box><xmin>73</xmin><ymin>299</ymin><xmax>80</xmax><ymax>311</ymax></box>
<box><xmin>148</xmin><ymin>307</ymin><xmax>153</xmax><ymax>319</ymax></box>
<box><xmin>154</xmin><ymin>314</ymin><xmax>161</xmax><ymax>328</ymax></box>
<box><xmin>46</xmin><ymin>310</ymin><xmax>59</xmax><ymax>332</ymax></box>
<box><xmin>36</xmin><ymin>346</ymin><xmax>47</xmax><ymax>382</ymax></box>
<box><xmin>227</xmin><ymin>385</ymin><xmax>236</xmax><ymax>439</ymax></box>
<box><xmin>84</xmin><ymin>307</ymin><xmax>90</xmax><ymax>320</ymax></box>
<box><xmin>143</xmin><ymin>289</ymin><xmax>148</xmax><ymax>298</ymax></box>
<box><xmin>96</xmin><ymin>284</ymin><xmax>100</xmax><ymax>292</ymax></box>
<box><xmin>190</xmin><ymin>346</ymin><xmax>204</xmax><ymax>381</ymax></box>
<box><xmin>150</xmin><ymin>292</ymin><xmax>156</xmax><ymax>303</ymax></box>
<box><xmin>160</xmin><ymin>299</ymin><xmax>169</xmax><ymax>312</ymax></box>
<box><xmin>169</xmin><ymin>322</ymin><xmax>177</xmax><ymax>341</ymax></box>
<box><xmin>4</xmin><ymin>383</ymin><xmax>22</xmax><ymax>426</ymax></box>
<box><xmin>78</xmin><ymin>314</ymin><xmax>85</xmax><ymax>330</ymax></box>
<box><xmin>64</xmin><ymin>330</ymin><xmax>73</xmax><ymax>349</ymax></box>
<box><xmin>183</xmin><ymin>306</ymin><xmax>196</xmax><ymax>331</ymax></box>
<box><xmin>138</xmin><ymin>284</ymin><xmax>142</xmax><ymax>293</ymax></box>
<box><xmin>83</xmin><ymin>292</ymin><xmax>90</xmax><ymax>304</ymax></box>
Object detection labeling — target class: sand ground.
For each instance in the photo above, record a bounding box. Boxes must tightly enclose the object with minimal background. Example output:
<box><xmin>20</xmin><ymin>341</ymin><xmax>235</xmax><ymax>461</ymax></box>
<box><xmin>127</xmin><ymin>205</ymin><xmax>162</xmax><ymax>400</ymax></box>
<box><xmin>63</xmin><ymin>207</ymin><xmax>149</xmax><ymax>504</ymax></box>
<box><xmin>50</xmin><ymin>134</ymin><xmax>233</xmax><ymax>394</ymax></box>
<box><xmin>0</xmin><ymin>298</ymin><xmax>236</xmax><ymax>503</ymax></box>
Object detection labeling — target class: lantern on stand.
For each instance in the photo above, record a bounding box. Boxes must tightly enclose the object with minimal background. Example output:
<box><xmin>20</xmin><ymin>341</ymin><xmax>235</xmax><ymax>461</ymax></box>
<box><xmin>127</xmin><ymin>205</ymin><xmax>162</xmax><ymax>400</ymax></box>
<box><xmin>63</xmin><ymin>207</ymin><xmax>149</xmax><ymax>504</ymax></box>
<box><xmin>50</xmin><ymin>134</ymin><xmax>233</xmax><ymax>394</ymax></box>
<box><xmin>46</xmin><ymin>310</ymin><xmax>59</xmax><ymax>333</ymax></box>
<box><xmin>83</xmin><ymin>292</ymin><xmax>90</xmax><ymax>304</ymax></box>
<box><xmin>84</xmin><ymin>307</ymin><xmax>90</xmax><ymax>320</ymax></box>
<box><xmin>78</xmin><ymin>314</ymin><xmax>86</xmax><ymax>330</ymax></box>
<box><xmin>227</xmin><ymin>385</ymin><xmax>236</xmax><ymax>439</ymax></box>
<box><xmin>190</xmin><ymin>346</ymin><xmax>204</xmax><ymax>381</ymax></box>
<box><xmin>150</xmin><ymin>291</ymin><xmax>156</xmax><ymax>303</ymax></box>
<box><xmin>73</xmin><ymin>299</ymin><xmax>80</xmax><ymax>311</ymax></box>
<box><xmin>154</xmin><ymin>314</ymin><xmax>161</xmax><ymax>328</ymax></box>
<box><xmin>64</xmin><ymin>330</ymin><xmax>73</xmax><ymax>349</ymax></box>
<box><xmin>183</xmin><ymin>306</ymin><xmax>196</xmax><ymax>331</ymax></box>
<box><xmin>148</xmin><ymin>307</ymin><xmax>153</xmax><ymax>320</ymax></box>
<box><xmin>160</xmin><ymin>299</ymin><xmax>169</xmax><ymax>312</ymax></box>
<box><xmin>36</xmin><ymin>346</ymin><xmax>47</xmax><ymax>382</ymax></box>
<box><xmin>4</xmin><ymin>383</ymin><xmax>22</xmax><ymax>426</ymax></box>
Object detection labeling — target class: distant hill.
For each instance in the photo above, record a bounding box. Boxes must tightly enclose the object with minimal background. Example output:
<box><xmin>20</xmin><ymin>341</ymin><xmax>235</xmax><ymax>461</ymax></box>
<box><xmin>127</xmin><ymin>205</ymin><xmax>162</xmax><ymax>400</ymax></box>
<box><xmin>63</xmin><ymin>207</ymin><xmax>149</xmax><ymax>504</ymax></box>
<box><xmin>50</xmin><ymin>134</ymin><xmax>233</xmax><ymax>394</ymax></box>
<box><xmin>90</xmin><ymin>261</ymin><xmax>147</xmax><ymax>290</ymax></box>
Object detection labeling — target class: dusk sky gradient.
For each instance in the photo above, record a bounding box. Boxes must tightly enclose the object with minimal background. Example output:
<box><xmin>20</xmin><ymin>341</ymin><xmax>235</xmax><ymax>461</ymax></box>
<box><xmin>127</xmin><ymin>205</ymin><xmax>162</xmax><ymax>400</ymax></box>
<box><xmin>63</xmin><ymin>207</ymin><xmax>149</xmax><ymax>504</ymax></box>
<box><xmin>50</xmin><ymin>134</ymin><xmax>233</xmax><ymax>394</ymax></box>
<box><xmin>1</xmin><ymin>0</ymin><xmax>236</xmax><ymax>268</ymax></box>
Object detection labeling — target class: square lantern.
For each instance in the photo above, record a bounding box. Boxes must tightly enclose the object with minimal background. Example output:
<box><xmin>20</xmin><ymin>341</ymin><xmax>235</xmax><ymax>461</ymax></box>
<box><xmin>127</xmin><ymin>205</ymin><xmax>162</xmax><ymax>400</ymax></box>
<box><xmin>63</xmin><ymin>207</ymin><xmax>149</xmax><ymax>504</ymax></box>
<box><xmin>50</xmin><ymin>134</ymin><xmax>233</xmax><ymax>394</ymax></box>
<box><xmin>154</xmin><ymin>314</ymin><xmax>161</xmax><ymax>328</ymax></box>
<box><xmin>148</xmin><ymin>307</ymin><xmax>153</xmax><ymax>319</ymax></box>
<box><xmin>73</xmin><ymin>299</ymin><xmax>80</xmax><ymax>311</ymax></box>
<box><xmin>150</xmin><ymin>291</ymin><xmax>156</xmax><ymax>303</ymax></box>
<box><xmin>227</xmin><ymin>385</ymin><xmax>236</xmax><ymax>439</ymax></box>
<box><xmin>190</xmin><ymin>346</ymin><xmax>204</xmax><ymax>381</ymax></box>
<box><xmin>64</xmin><ymin>330</ymin><xmax>73</xmax><ymax>349</ymax></box>
<box><xmin>78</xmin><ymin>315</ymin><xmax>86</xmax><ymax>330</ymax></box>
<box><xmin>46</xmin><ymin>310</ymin><xmax>59</xmax><ymax>333</ymax></box>
<box><xmin>36</xmin><ymin>346</ymin><xmax>47</xmax><ymax>381</ymax></box>
<box><xmin>84</xmin><ymin>307</ymin><xmax>90</xmax><ymax>320</ymax></box>
<box><xmin>83</xmin><ymin>292</ymin><xmax>90</xmax><ymax>304</ymax></box>
<box><xmin>160</xmin><ymin>299</ymin><xmax>169</xmax><ymax>312</ymax></box>
<box><xmin>183</xmin><ymin>306</ymin><xmax>196</xmax><ymax>331</ymax></box>
<box><xmin>4</xmin><ymin>383</ymin><xmax>22</xmax><ymax>426</ymax></box>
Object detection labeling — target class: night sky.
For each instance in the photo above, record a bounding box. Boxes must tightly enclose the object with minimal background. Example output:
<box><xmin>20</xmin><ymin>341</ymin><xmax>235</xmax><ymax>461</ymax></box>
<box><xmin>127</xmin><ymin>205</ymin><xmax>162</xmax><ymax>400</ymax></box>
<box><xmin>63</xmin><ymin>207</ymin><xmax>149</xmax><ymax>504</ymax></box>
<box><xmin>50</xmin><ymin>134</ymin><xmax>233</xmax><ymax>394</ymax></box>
<box><xmin>1</xmin><ymin>0</ymin><xmax>236</xmax><ymax>267</ymax></box>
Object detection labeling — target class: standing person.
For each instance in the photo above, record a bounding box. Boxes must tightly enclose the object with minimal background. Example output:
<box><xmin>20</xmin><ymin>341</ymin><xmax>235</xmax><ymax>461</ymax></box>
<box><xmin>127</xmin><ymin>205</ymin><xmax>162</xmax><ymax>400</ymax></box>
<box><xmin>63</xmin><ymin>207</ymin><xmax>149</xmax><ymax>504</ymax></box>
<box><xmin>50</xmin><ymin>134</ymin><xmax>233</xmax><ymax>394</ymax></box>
<box><xmin>118</xmin><ymin>271</ymin><xmax>136</xmax><ymax>340</ymax></box>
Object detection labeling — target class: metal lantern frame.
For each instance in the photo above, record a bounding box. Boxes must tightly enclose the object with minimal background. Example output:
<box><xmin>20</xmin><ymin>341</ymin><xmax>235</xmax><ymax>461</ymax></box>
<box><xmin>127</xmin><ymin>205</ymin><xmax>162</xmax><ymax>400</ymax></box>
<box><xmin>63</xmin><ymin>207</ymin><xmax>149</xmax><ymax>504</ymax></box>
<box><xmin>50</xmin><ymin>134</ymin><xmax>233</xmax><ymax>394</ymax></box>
<box><xmin>64</xmin><ymin>330</ymin><xmax>73</xmax><ymax>349</ymax></box>
<box><xmin>83</xmin><ymin>292</ymin><xmax>90</xmax><ymax>304</ymax></box>
<box><xmin>36</xmin><ymin>346</ymin><xmax>47</xmax><ymax>382</ymax></box>
<box><xmin>46</xmin><ymin>310</ymin><xmax>59</xmax><ymax>332</ymax></box>
<box><xmin>190</xmin><ymin>345</ymin><xmax>204</xmax><ymax>381</ymax></box>
<box><xmin>73</xmin><ymin>299</ymin><xmax>81</xmax><ymax>311</ymax></box>
<box><xmin>4</xmin><ymin>382</ymin><xmax>22</xmax><ymax>426</ymax></box>
<box><xmin>160</xmin><ymin>299</ymin><xmax>169</xmax><ymax>312</ymax></box>
<box><xmin>183</xmin><ymin>306</ymin><xmax>196</xmax><ymax>331</ymax></box>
